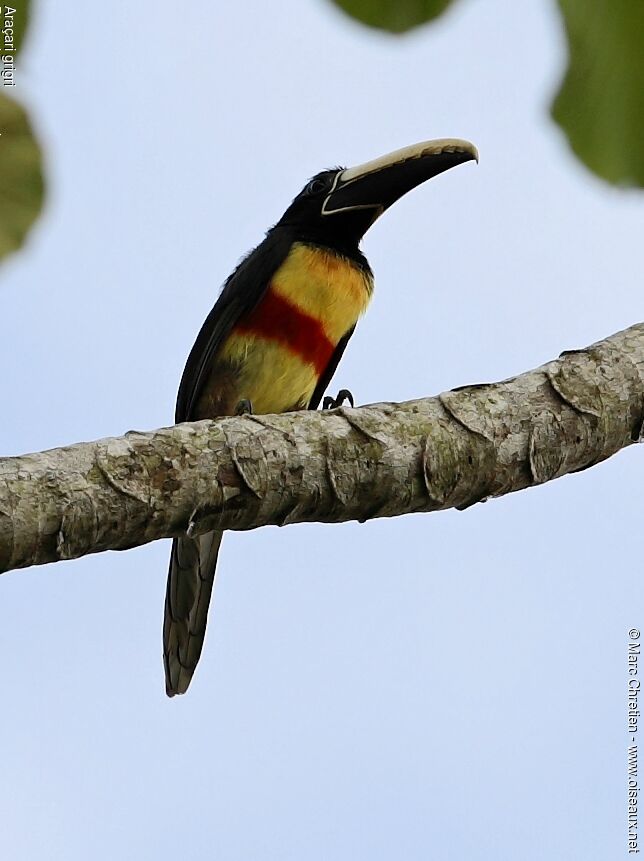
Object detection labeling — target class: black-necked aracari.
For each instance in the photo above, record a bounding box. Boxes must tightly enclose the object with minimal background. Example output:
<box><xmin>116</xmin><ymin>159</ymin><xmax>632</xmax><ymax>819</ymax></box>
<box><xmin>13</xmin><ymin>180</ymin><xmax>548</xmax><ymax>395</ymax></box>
<box><xmin>163</xmin><ymin>138</ymin><xmax>478</xmax><ymax>695</ymax></box>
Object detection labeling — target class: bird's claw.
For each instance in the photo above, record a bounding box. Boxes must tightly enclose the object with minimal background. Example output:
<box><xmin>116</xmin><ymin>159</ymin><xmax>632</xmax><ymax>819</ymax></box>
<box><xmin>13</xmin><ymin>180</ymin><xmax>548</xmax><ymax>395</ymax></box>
<box><xmin>322</xmin><ymin>389</ymin><xmax>354</xmax><ymax>410</ymax></box>
<box><xmin>235</xmin><ymin>399</ymin><xmax>253</xmax><ymax>416</ymax></box>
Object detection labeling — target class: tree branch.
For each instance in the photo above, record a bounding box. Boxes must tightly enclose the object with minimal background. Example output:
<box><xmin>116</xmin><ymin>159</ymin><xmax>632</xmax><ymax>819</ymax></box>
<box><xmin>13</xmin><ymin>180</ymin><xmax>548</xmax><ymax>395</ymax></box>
<box><xmin>1</xmin><ymin>323</ymin><xmax>643</xmax><ymax>574</ymax></box>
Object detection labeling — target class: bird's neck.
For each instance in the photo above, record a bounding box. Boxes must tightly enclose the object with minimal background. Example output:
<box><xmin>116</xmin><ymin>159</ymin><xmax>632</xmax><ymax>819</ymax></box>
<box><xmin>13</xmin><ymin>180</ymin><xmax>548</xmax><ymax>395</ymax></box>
<box><xmin>274</xmin><ymin>225</ymin><xmax>372</xmax><ymax>275</ymax></box>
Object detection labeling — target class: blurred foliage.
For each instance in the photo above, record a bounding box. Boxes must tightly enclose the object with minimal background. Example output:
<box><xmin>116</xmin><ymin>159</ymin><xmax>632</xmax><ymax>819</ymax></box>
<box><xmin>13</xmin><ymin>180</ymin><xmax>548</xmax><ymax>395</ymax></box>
<box><xmin>11</xmin><ymin>1</ymin><xmax>31</xmax><ymax>54</ymax></box>
<box><xmin>0</xmin><ymin>93</ymin><xmax>44</xmax><ymax>261</ymax></box>
<box><xmin>328</xmin><ymin>0</ymin><xmax>644</xmax><ymax>189</ymax></box>
<box><xmin>330</xmin><ymin>0</ymin><xmax>454</xmax><ymax>33</ymax></box>
<box><xmin>0</xmin><ymin>0</ymin><xmax>44</xmax><ymax>265</ymax></box>
<box><xmin>552</xmin><ymin>0</ymin><xmax>644</xmax><ymax>187</ymax></box>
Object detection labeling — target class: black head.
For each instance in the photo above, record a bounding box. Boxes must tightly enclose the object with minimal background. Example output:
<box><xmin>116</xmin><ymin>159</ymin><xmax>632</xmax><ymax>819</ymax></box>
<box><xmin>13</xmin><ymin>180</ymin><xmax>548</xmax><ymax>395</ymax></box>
<box><xmin>275</xmin><ymin>139</ymin><xmax>478</xmax><ymax>258</ymax></box>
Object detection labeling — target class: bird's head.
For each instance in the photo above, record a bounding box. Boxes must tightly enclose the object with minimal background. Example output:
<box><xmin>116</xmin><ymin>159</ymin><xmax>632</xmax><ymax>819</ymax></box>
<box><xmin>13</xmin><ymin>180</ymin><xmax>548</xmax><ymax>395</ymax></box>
<box><xmin>277</xmin><ymin>138</ymin><xmax>478</xmax><ymax>257</ymax></box>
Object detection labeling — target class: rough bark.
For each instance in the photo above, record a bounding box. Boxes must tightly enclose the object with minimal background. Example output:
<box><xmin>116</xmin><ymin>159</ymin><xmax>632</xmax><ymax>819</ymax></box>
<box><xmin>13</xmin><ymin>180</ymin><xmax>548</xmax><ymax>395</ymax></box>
<box><xmin>1</xmin><ymin>323</ymin><xmax>643</xmax><ymax>574</ymax></box>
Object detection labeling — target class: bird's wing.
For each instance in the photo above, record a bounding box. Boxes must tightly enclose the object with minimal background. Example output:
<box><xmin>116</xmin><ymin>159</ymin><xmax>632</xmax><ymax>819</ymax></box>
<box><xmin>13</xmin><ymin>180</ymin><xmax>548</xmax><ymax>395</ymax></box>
<box><xmin>308</xmin><ymin>324</ymin><xmax>356</xmax><ymax>410</ymax></box>
<box><xmin>164</xmin><ymin>229</ymin><xmax>293</xmax><ymax>696</ymax></box>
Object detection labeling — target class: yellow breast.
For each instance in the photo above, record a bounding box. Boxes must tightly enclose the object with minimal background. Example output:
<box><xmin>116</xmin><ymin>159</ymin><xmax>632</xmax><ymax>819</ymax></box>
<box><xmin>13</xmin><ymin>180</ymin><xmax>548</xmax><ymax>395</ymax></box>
<box><xmin>219</xmin><ymin>242</ymin><xmax>373</xmax><ymax>414</ymax></box>
<box><xmin>270</xmin><ymin>242</ymin><xmax>373</xmax><ymax>342</ymax></box>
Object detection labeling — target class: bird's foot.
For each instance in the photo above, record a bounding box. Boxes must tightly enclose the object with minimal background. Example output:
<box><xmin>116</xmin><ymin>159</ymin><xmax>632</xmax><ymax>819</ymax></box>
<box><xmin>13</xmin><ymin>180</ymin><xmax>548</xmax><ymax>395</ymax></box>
<box><xmin>235</xmin><ymin>398</ymin><xmax>253</xmax><ymax>416</ymax></box>
<box><xmin>322</xmin><ymin>389</ymin><xmax>354</xmax><ymax>410</ymax></box>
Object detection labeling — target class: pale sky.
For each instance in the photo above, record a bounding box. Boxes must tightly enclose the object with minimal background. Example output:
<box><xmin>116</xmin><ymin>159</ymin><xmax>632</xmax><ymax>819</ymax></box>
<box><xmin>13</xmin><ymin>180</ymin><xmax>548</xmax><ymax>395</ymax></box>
<box><xmin>1</xmin><ymin>1</ymin><xmax>643</xmax><ymax>859</ymax></box>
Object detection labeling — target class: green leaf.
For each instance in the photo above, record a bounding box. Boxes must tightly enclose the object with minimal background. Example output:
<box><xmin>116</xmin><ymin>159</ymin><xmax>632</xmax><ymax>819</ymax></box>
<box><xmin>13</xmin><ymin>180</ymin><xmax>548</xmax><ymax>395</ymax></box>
<box><xmin>328</xmin><ymin>0</ymin><xmax>455</xmax><ymax>34</ymax></box>
<box><xmin>10</xmin><ymin>1</ymin><xmax>31</xmax><ymax>55</ymax></box>
<box><xmin>0</xmin><ymin>92</ymin><xmax>45</xmax><ymax>262</ymax></box>
<box><xmin>552</xmin><ymin>0</ymin><xmax>644</xmax><ymax>187</ymax></box>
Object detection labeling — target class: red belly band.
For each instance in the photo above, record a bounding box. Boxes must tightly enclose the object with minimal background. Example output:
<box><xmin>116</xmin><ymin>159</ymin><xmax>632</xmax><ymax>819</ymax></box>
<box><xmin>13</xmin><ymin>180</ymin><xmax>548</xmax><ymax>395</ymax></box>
<box><xmin>233</xmin><ymin>287</ymin><xmax>335</xmax><ymax>376</ymax></box>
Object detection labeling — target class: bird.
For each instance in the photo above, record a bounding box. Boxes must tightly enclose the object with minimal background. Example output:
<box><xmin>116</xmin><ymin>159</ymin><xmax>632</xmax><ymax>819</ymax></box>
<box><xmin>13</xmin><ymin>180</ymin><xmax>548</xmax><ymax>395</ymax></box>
<box><xmin>163</xmin><ymin>138</ymin><xmax>478</xmax><ymax>696</ymax></box>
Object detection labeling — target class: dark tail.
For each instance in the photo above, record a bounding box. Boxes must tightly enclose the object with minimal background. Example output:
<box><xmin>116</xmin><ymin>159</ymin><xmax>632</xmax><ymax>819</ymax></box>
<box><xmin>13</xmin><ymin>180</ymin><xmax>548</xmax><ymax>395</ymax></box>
<box><xmin>163</xmin><ymin>530</ymin><xmax>223</xmax><ymax>696</ymax></box>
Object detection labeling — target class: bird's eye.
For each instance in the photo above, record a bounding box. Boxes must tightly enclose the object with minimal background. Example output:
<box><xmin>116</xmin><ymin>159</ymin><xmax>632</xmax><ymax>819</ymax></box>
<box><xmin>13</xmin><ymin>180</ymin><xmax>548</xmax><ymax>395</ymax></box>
<box><xmin>306</xmin><ymin>179</ymin><xmax>327</xmax><ymax>195</ymax></box>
